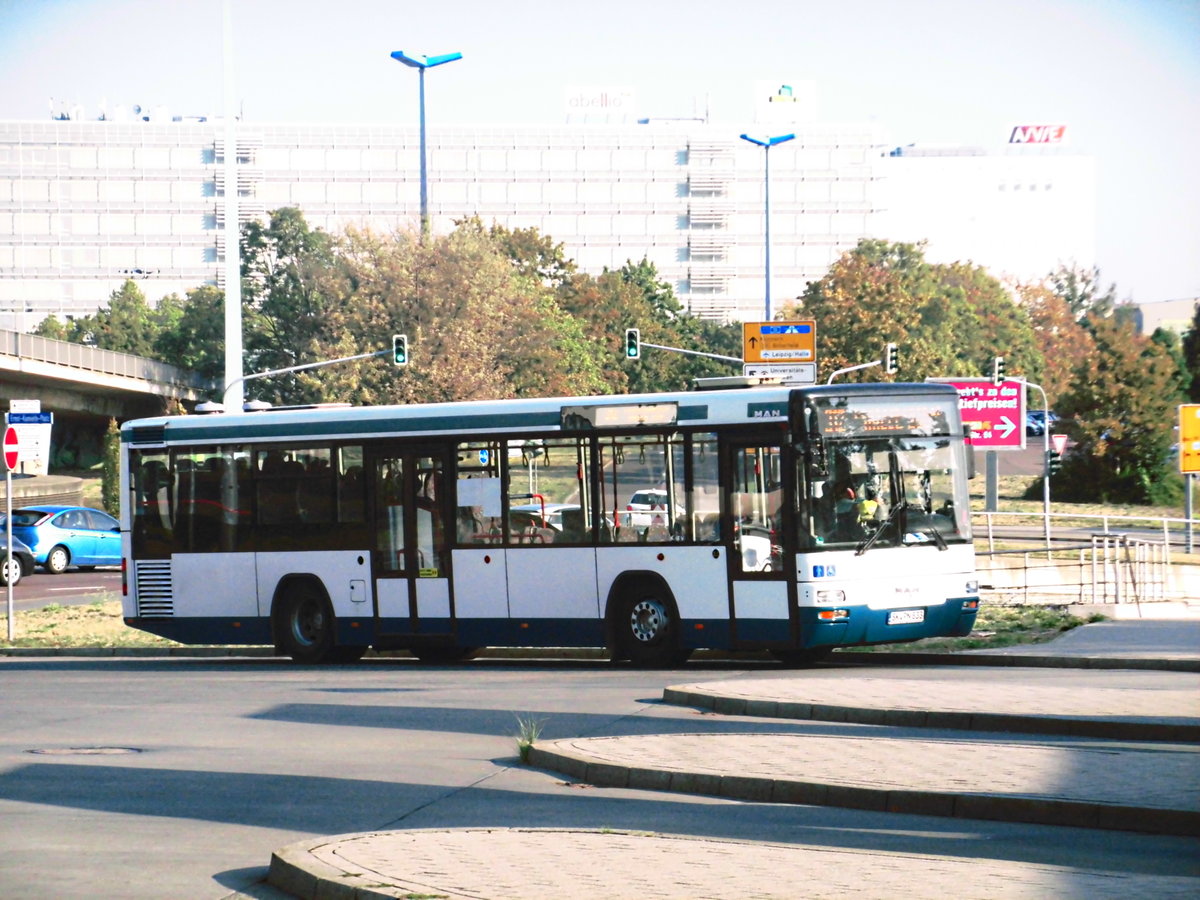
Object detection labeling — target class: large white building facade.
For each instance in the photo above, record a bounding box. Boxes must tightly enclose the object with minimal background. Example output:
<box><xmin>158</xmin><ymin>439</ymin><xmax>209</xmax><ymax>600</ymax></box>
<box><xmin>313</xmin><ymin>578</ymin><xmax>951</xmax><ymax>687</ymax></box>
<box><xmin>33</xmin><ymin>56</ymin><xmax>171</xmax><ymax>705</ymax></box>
<box><xmin>0</xmin><ymin>109</ymin><xmax>1095</xmax><ymax>332</ymax></box>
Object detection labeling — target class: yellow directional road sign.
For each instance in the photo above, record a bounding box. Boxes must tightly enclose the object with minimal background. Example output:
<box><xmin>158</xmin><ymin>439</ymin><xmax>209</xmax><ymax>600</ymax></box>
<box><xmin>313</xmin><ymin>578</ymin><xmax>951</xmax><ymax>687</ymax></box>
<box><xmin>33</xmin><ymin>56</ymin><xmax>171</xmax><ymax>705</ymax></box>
<box><xmin>1180</xmin><ymin>404</ymin><xmax>1200</xmax><ymax>474</ymax></box>
<box><xmin>743</xmin><ymin>320</ymin><xmax>816</xmax><ymax>364</ymax></box>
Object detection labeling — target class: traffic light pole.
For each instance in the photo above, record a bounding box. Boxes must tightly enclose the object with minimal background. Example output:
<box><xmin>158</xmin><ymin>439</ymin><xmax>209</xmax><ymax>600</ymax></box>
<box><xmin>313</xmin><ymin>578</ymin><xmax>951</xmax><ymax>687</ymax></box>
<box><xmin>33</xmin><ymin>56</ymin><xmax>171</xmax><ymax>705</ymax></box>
<box><xmin>220</xmin><ymin>348</ymin><xmax>393</xmax><ymax>403</ymax></box>
<box><xmin>1024</xmin><ymin>379</ymin><xmax>1052</xmax><ymax>549</ymax></box>
<box><xmin>826</xmin><ymin>359</ymin><xmax>881</xmax><ymax>383</ymax></box>
<box><xmin>637</xmin><ymin>341</ymin><xmax>744</xmax><ymax>364</ymax></box>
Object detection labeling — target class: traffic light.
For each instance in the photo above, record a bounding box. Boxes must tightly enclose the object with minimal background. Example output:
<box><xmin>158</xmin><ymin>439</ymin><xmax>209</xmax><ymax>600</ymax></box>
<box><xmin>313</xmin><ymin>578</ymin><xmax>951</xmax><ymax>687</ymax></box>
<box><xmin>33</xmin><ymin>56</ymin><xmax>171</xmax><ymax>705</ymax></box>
<box><xmin>992</xmin><ymin>355</ymin><xmax>1005</xmax><ymax>386</ymax></box>
<box><xmin>392</xmin><ymin>334</ymin><xmax>408</xmax><ymax>366</ymax></box>
<box><xmin>883</xmin><ymin>342</ymin><xmax>898</xmax><ymax>374</ymax></box>
<box><xmin>1046</xmin><ymin>449</ymin><xmax>1062</xmax><ymax>475</ymax></box>
<box><xmin>625</xmin><ymin>327</ymin><xmax>641</xmax><ymax>360</ymax></box>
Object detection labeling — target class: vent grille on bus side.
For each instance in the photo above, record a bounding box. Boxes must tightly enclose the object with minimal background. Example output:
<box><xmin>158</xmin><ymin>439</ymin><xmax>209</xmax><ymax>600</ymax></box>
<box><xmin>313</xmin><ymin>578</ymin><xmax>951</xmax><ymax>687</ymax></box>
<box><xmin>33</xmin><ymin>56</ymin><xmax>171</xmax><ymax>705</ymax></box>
<box><xmin>135</xmin><ymin>561</ymin><xmax>174</xmax><ymax>617</ymax></box>
<box><xmin>129</xmin><ymin>425</ymin><xmax>166</xmax><ymax>445</ymax></box>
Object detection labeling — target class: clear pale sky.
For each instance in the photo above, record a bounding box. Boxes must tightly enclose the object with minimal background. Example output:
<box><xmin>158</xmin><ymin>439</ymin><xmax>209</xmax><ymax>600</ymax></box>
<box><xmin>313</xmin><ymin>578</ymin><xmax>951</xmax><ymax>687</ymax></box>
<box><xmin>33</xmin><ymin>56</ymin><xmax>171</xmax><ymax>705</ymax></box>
<box><xmin>2</xmin><ymin>0</ymin><xmax>1197</xmax><ymax>307</ymax></box>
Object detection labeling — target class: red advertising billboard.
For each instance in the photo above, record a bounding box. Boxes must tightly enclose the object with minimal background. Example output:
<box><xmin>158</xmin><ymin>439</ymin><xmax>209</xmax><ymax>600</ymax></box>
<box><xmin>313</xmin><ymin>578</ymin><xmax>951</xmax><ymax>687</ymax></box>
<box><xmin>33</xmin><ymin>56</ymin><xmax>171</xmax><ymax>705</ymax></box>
<box><xmin>941</xmin><ymin>379</ymin><xmax>1027</xmax><ymax>450</ymax></box>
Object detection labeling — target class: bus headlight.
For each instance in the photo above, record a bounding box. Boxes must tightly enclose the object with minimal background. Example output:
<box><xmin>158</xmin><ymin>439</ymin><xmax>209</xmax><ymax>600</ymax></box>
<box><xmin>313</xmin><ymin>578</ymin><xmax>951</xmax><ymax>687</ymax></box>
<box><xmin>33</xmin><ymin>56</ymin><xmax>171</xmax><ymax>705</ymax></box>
<box><xmin>965</xmin><ymin>580</ymin><xmax>979</xmax><ymax>594</ymax></box>
<box><xmin>816</xmin><ymin>590</ymin><xmax>846</xmax><ymax>604</ymax></box>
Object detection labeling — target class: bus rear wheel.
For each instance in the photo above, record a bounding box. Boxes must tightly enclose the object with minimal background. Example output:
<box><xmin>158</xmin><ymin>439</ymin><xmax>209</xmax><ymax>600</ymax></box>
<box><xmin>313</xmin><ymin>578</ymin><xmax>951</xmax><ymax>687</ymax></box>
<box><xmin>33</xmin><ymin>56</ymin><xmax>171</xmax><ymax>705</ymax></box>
<box><xmin>275</xmin><ymin>585</ymin><xmax>335</xmax><ymax>664</ymax></box>
<box><xmin>619</xmin><ymin>586</ymin><xmax>690</xmax><ymax>668</ymax></box>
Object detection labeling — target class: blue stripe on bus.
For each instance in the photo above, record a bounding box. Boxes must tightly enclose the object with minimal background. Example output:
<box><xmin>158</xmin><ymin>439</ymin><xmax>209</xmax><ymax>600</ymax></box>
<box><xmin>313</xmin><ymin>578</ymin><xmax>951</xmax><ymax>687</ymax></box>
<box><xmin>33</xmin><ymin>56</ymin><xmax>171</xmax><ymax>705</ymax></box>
<box><xmin>123</xmin><ymin>403</ymin><xmax>716</xmax><ymax>445</ymax></box>
<box><xmin>125</xmin><ymin>605</ymin><xmax>975</xmax><ymax>653</ymax></box>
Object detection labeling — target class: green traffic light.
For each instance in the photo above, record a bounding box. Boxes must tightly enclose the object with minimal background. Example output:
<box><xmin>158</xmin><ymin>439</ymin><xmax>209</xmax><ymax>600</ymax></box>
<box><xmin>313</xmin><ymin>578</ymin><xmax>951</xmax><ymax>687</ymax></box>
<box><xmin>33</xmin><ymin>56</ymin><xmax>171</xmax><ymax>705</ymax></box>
<box><xmin>392</xmin><ymin>334</ymin><xmax>408</xmax><ymax>366</ymax></box>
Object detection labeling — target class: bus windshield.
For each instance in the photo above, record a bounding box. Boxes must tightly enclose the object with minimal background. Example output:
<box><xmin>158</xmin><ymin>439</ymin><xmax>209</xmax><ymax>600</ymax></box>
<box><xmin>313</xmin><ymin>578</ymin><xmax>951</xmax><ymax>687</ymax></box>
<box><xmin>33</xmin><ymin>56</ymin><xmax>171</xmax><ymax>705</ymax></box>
<box><xmin>802</xmin><ymin>437</ymin><xmax>971</xmax><ymax>551</ymax></box>
<box><xmin>794</xmin><ymin>389</ymin><xmax>972</xmax><ymax>552</ymax></box>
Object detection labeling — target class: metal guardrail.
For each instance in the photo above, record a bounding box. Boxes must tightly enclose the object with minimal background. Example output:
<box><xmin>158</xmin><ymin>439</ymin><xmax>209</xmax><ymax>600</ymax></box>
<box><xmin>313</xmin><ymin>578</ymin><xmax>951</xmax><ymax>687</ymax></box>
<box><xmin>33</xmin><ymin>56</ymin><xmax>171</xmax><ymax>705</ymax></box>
<box><xmin>975</xmin><ymin>535</ymin><xmax>1172</xmax><ymax>606</ymax></box>
<box><xmin>0</xmin><ymin>328</ymin><xmax>215</xmax><ymax>391</ymax></box>
<box><xmin>975</xmin><ymin>509</ymin><xmax>1198</xmax><ymax>554</ymax></box>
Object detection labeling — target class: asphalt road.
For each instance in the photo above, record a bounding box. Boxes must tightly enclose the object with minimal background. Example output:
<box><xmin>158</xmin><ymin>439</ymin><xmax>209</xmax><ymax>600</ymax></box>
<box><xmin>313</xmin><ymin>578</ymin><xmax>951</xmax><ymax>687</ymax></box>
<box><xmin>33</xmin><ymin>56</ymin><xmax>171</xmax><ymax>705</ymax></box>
<box><xmin>0</xmin><ymin>657</ymin><xmax>1195</xmax><ymax>899</ymax></box>
<box><xmin>5</xmin><ymin>568</ymin><xmax>120</xmax><ymax>612</ymax></box>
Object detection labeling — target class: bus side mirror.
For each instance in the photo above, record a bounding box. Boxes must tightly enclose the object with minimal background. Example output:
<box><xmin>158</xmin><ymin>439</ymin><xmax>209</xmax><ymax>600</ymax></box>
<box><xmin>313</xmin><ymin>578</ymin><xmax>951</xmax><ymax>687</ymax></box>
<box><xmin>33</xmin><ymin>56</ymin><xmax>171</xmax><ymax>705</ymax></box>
<box><xmin>964</xmin><ymin>426</ymin><xmax>976</xmax><ymax>479</ymax></box>
<box><xmin>805</xmin><ymin>434</ymin><xmax>828</xmax><ymax>477</ymax></box>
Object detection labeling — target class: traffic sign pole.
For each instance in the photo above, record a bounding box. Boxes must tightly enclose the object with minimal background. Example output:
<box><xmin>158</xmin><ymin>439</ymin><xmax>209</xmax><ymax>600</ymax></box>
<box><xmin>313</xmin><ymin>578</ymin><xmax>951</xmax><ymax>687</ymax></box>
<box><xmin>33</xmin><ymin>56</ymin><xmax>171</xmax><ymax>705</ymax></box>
<box><xmin>3</xmin><ymin>425</ymin><xmax>18</xmax><ymax>640</ymax></box>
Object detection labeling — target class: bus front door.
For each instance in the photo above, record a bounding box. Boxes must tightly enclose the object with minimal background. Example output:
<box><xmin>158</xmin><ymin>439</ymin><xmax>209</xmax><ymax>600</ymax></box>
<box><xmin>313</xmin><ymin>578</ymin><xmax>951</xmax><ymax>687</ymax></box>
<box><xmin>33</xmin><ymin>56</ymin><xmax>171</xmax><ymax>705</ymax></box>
<box><xmin>370</xmin><ymin>449</ymin><xmax>454</xmax><ymax>640</ymax></box>
<box><xmin>725</xmin><ymin>441</ymin><xmax>794</xmax><ymax>648</ymax></box>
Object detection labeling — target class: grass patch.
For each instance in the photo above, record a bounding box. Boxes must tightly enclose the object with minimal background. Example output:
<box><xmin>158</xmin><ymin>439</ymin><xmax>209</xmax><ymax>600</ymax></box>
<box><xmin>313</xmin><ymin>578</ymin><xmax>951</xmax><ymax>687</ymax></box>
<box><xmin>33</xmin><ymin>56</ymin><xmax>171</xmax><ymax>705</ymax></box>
<box><xmin>3</xmin><ymin>598</ymin><xmax>1104</xmax><ymax>657</ymax></box>
<box><xmin>841</xmin><ymin>603</ymin><xmax>1104</xmax><ymax>654</ymax></box>
<box><xmin>515</xmin><ymin>714</ymin><xmax>546</xmax><ymax>763</ymax></box>
<box><xmin>1</xmin><ymin>597</ymin><xmax>182</xmax><ymax>649</ymax></box>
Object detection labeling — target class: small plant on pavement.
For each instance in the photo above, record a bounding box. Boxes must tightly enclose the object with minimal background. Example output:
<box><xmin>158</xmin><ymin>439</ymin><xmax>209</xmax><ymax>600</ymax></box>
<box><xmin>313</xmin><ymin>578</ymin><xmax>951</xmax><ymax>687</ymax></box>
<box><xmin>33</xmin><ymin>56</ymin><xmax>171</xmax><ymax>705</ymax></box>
<box><xmin>515</xmin><ymin>714</ymin><xmax>546</xmax><ymax>763</ymax></box>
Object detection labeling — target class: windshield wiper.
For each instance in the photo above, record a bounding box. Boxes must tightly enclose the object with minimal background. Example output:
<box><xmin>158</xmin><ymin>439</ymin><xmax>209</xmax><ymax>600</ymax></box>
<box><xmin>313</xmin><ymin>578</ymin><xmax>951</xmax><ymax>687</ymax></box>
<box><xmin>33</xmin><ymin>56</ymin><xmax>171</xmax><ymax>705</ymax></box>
<box><xmin>855</xmin><ymin>499</ymin><xmax>906</xmax><ymax>556</ymax></box>
<box><xmin>926</xmin><ymin>526</ymin><xmax>948</xmax><ymax>551</ymax></box>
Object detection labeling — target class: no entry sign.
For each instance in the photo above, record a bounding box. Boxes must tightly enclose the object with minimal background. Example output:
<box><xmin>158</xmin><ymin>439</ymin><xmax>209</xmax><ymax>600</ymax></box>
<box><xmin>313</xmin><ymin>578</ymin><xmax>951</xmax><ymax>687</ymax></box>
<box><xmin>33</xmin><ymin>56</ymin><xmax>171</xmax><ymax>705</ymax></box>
<box><xmin>2</xmin><ymin>426</ymin><xmax>18</xmax><ymax>471</ymax></box>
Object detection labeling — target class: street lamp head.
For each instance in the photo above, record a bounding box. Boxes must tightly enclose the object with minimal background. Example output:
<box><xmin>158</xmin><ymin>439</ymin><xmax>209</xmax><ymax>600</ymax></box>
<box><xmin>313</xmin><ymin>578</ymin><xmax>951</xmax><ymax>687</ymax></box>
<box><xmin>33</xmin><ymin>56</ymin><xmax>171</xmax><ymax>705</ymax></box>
<box><xmin>390</xmin><ymin>50</ymin><xmax>463</xmax><ymax>70</ymax></box>
<box><xmin>740</xmin><ymin>133</ymin><xmax>796</xmax><ymax>148</ymax></box>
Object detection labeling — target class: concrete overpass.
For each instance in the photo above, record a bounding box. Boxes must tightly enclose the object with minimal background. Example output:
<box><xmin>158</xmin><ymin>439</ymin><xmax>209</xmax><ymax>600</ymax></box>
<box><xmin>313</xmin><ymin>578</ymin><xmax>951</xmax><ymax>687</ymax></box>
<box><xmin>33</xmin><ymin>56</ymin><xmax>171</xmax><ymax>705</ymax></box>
<box><xmin>0</xmin><ymin>329</ymin><xmax>217</xmax><ymax>466</ymax></box>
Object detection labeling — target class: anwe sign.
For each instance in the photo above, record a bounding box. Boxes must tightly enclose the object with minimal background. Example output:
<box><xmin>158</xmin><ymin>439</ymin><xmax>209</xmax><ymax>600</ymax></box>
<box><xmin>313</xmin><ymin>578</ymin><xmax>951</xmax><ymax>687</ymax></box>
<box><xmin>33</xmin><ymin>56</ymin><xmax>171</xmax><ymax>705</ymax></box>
<box><xmin>943</xmin><ymin>380</ymin><xmax>1027</xmax><ymax>450</ymax></box>
<box><xmin>1009</xmin><ymin>124</ymin><xmax>1067</xmax><ymax>145</ymax></box>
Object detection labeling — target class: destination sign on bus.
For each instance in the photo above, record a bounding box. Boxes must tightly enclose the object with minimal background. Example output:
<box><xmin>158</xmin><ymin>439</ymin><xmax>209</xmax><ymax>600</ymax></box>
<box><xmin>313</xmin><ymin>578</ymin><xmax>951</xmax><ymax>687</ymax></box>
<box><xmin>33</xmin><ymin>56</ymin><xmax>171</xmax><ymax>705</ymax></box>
<box><xmin>811</xmin><ymin>397</ymin><xmax>956</xmax><ymax>438</ymax></box>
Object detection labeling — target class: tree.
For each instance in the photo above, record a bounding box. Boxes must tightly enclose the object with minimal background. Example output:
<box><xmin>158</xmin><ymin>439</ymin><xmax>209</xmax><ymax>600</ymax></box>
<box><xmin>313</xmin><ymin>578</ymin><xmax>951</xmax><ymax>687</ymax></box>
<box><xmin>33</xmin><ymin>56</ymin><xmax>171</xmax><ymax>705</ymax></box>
<box><xmin>1048</xmin><ymin>264</ymin><xmax>1118</xmax><ymax>321</ymax></box>
<box><xmin>1182</xmin><ymin>302</ymin><xmax>1200</xmax><ymax>402</ymax></box>
<box><xmin>31</xmin><ymin>315</ymin><xmax>72</xmax><ymax>341</ymax></box>
<box><xmin>152</xmin><ymin>286</ymin><xmax>227</xmax><ymax>382</ymax></box>
<box><xmin>101</xmin><ymin>418</ymin><xmax>121</xmax><ymax>516</ymax></box>
<box><xmin>779</xmin><ymin>240</ymin><xmax>1040</xmax><ymax>383</ymax></box>
<box><xmin>1015</xmin><ymin>281</ymin><xmax>1094</xmax><ymax>401</ymax></box>
<box><xmin>240</xmin><ymin>207</ymin><xmax>346</xmax><ymax>404</ymax></box>
<box><xmin>1054</xmin><ymin>314</ymin><xmax>1186</xmax><ymax>504</ymax></box>
<box><xmin>92</xmin><ymin>279</ymin><xmax>158</xmax><ymax>356</ymax></box>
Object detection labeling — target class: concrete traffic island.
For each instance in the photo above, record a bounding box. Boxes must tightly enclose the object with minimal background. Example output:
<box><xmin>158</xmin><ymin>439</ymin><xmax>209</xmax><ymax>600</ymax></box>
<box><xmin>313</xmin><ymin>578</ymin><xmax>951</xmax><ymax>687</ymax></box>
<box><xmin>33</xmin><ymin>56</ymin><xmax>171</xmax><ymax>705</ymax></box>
<box><xmin>267</xmin><ymin>826</ymin><xmax>1200</xmax><ymax>900</ymax></box>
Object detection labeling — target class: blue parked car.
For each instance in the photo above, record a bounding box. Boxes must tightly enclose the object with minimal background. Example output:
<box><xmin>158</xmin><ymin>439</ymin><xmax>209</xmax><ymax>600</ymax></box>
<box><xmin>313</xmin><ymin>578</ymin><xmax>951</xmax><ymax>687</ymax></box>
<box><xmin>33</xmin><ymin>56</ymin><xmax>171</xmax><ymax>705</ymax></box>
<box><xmin>1</xmin><ymin>533</ymin><xmax>36</xmax><ymax>587</ymax></box>
<box><xmin>5</xmin><ymin>505</ymin><xmax>121</xmax><ymax>574</ymax></box>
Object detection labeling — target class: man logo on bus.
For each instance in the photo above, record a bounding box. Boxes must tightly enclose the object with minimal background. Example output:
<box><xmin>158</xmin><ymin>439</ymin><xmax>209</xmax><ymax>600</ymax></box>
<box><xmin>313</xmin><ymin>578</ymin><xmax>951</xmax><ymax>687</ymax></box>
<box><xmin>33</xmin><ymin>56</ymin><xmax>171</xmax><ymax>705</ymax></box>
<box><xmin>813</xmin><ymin>565</ymin><xmax>836</xmax><ymax>578</ymax></box>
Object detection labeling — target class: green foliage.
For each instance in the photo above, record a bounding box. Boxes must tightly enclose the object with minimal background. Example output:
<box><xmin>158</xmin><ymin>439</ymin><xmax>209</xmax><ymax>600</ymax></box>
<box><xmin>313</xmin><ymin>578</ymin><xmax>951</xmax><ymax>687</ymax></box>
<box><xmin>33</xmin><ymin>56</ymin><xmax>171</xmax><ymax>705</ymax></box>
<box><xmin>28</xmin><ymin>215</ymin><xmax>1186</xmax><ymax>515</ymax></box>
<box><xmin>1052</xmin><ymin>313</ymin><xmax>1185</xmax><ymax>504</ymax></box>
<box><xmin>1048</xmin><ymin>264</ymin><xmax>1118</xmax><ymax>321</ymax></box>
<box><xmin>780</xmin><ymin>239</ymin><xmax>1043</xmax><ymax>384</ymax></box>
<box><xmin>101</xmin><ymin>418</ymin><xmax>121</xmax><ymax>515</ymax></box>
<box><xmin>1182</xmin><ymin>302</ymin><xmax>1200</xmax><ymax>402</ymax></box>
<box><xmin>152</xmin><ymin>286</ymin><xmax>227</xmax><ymax>381</ymax></box>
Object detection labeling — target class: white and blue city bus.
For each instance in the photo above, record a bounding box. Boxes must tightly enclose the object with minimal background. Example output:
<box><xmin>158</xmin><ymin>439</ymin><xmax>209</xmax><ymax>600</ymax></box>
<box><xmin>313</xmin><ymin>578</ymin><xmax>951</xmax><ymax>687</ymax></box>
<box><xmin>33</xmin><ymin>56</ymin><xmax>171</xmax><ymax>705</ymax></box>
<box><xmin>119</xmin><ymin>381</ymin><xmax>979</xmax><ymax>665</ymax></box>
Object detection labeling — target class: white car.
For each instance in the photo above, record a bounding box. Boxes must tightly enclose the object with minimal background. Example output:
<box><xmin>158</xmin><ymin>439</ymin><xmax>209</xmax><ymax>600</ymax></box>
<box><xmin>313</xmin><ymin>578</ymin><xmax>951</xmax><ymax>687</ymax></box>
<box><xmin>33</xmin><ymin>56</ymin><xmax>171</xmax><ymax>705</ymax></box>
<box><xmin>626</xmin><ymin>489</ymin><xmax>670</xmax><ymax>527</ymax></box>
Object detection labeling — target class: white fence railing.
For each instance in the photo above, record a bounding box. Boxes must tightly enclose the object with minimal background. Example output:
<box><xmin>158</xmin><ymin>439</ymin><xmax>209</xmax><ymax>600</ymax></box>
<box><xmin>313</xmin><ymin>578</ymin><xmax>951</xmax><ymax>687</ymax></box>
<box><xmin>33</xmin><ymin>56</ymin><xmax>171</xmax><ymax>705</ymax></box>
<box><xmin>0</xmin><ymin>328</ymin><xmax>215</xmax><ymax>391</ymax></box>
<box><xmin>974</xmin><ymin>510</ymin><xmax>1198</xmax><ymax>554</ymax></box>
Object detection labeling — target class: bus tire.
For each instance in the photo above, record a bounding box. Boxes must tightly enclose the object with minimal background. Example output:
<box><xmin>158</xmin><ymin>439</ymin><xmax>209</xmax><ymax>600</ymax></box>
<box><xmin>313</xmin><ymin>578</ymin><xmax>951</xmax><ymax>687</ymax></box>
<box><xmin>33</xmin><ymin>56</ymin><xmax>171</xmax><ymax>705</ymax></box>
<box><xmin>273</xmin><ymin>580</ymin><xmax>336</xmax><ymax>664</ymax></box>
<box><xmin>614</xmin><ymin>580</ymin><xmax>690</xmax><ymax>668</ymax></box>
<box><xmin>771</xmin><ymin>647</ymin><xmax>834</xmax><ymax>667</ymax></box>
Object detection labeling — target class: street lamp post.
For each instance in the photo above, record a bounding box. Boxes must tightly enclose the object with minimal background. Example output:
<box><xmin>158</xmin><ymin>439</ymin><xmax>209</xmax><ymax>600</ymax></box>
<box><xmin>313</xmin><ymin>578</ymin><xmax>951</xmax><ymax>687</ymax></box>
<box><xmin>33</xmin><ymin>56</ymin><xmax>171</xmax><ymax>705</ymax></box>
<box><xmin>740</xmin><ymin>133</ymin><xmax>795</xmax><ymax>321</ymax></box>
<box><xmin>390</xmin><ymin>50</ymin><xmax>462</xmax><ymax>238</ymax></box>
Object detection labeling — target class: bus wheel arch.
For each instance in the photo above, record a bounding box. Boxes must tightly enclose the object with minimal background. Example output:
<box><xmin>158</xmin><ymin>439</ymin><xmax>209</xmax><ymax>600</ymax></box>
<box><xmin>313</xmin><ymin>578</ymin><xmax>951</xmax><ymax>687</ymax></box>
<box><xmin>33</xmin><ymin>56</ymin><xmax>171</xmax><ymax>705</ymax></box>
<box><xmin>606</xmin><ymin>573</ymin><xmax>690</xmax><ymax>667</ymax></box>
<box><xmin>271</xmin><ymin>575</ymin><xmax>340</xmax><ymax>664</ymax></box>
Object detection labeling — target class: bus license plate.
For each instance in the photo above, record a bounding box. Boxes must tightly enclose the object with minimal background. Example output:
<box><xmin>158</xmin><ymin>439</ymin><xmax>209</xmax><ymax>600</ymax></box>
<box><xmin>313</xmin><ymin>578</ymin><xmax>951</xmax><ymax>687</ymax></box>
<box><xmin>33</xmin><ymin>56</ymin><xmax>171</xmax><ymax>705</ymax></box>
<box><xmin>888</xmin><ymin>609</ymin><xmax>925</xmax><ymax>625</ymax></box>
